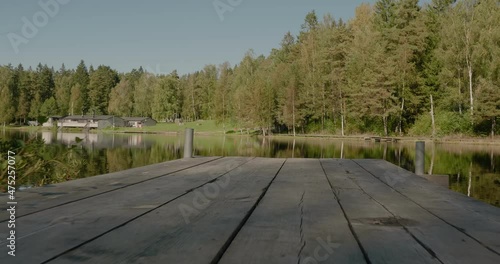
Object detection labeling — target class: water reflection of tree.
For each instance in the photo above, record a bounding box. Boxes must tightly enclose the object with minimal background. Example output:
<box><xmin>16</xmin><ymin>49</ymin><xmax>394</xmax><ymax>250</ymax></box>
<box><xmin>0</xmin><ymin>138</ymin><xmax>184</xmax><ymax>191</ymax></box>
<box><xmin>1</xmin><ymin>134</ymin><xmax>498</xmax><ymax>207</ymax></box>
<box><xmin>107</xmin><ymin>148</ymin><xmax>133</xmax><ymax>173</ymax></box>
<box><xmin>1</xmin><ymin>139</ymin><xmax>88</xmax><ymax>191</ymax></box>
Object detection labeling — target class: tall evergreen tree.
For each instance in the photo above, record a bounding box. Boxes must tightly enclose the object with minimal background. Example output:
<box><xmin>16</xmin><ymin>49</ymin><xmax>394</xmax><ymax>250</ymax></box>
<box><xmin>0</xmin><ymin>66</ymin><xmax>16</xmax><ymax>125</ymax></box>
<box><xmin>54</xmin><ymin>64</ymin><xmax>73</xmax><ymax>115</ymax></box>
<box><xmin>73</xmin><ymin>60</ymin><xmax>90</xmax><ymax>113</ymax></box>
<box><xmin>347</xmin><ymin>3</ymin><xmax>398</xmax><ymax>135</ymax></box>
<box><xmin>15</xmin><ymin>64</ymin><xmax>32</xmax><ymax>123</ymax></box>
<box><xmin>88</xmin><ymin>65</ymin><xmax>119</xmax><ymax>114</ymax></box>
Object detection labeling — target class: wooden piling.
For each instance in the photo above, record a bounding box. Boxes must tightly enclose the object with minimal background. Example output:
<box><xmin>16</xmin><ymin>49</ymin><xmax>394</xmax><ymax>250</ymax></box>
<box><xmin>183</xmin><ymin>128</ymin><xmax>194</xmax><ymax>158</ymax></box>
<box><xmin>415</xmin><ymin>141</ymin><xmax>425</xmax><ymax>175</ymax></box>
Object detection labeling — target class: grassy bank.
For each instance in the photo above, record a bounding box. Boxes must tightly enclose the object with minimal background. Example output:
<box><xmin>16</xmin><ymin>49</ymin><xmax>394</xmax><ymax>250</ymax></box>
<box><xmin>104</xmin><ymin>120</ymin><xmax>227</xmax><ymax>134</ymax></box>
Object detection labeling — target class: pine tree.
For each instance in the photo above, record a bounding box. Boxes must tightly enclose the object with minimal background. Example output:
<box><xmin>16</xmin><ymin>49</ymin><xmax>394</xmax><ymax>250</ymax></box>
<box><xmin>274</xmin><ymin>32</ymin><xmax>300</xmax><ymax>135</ymax></box>
<box><xmin>54</xmin><ymin>65</ymin><xmax>73</xmax><ymax>115</ymax></box>
<box><xmin>0</xmin><ymin>66</ymin><xmax>16</xmax><ymax>125</ymax></box>
<box><xmin>347</xmin><ymin>3</ymin><xmax>398</xmax><ymax>135</ymax></box>
<box><xmin>73</xmin><ymin>60</ymin><xmax>90</xmax><ymax>113</ymax></box>
<box><xmin>88</xmin><ymin>65</ymin><xmax>119</xmax><ymax>114</ymax></box>
<box><xmin>418</xmin><ymin>0</ymin><xmax>455</xmax><ymax>118</ymax></box>
<box><xmin>474</xmin><ymin>0</ymin><xmax>500</xmax><ymax>137</ymax></box>
<box><xmin>297</xmin><ymin>11</ymin><xmax>324</xmax><ymax>131</ymax></box>
<box><xmin>318</xmin><ymin>14</ymin><xmax>350</xmax><ymax>135</ymax></box>
<box><xmin>16</xmin><ymin>67</ymin><xmax>34</xmax><ymax>123</ymax></box>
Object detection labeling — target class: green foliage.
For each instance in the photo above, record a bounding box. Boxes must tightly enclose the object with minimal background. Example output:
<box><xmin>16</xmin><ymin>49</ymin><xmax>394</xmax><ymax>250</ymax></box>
<box><xmin>0</xmin><ymin>66</ymin><xmax>16</xmax><ymax>124</ymax></box>
<box><xmin>0</xmin><ymin>0</ymin><xmax>499</xmax><ymax>137</ymax></box>
<box><xmin>73</xmin><ymin>60</ymin><xmax>90</xmax><ymax>113</ymax></box>
<box><xmin>0</xmin><ymin>138</ymin><xmax>86</xmax><ymax>191</ymax></box>
<box><xmin>40</xmin><ymin>97</ymin><xmax>58</xmax><ymax>117</ymax></box>
<box><xmin>152</xmin><ymin>73</ymin><xmax>180</xmax><ymax>121</ymax></box>
<box><xmin>305</xmin><ymin>120</ymin><xmax>336</xmax><ymax>134</ymax></box>
<box><xmin>108</xmin><ymin>79</ymin><xmax>133</xmax><ymax>116</ymax></box>
<box><xmin>133</xmin><ymin>73</ymin><xmax>155</xmax><ymax>117</ymax></box>
<box><xmin>88</xmin><ymin>65</ymin><xmax>119</xmax><ymax>114</ymax></box>
<box><xmin>54</xmin><ymin>69</ymin><xmax>73</xmax><ymax>116</ymax></box>
<box><xmin>410</xmin><ymin>111</ymin><xmax>471</xmax><ymax>136</ymax></box>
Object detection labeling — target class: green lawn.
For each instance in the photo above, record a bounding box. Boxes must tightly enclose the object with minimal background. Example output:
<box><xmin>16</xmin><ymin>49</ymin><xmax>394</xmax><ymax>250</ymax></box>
<box><xmin>2</xmin><ymin>120</ymin><xmax>252</xmax><ymax>135</ymax></box>
<box><xmin>108</xmin><ymin>120</ymin><xmax>229</xmax><ymax>134</ymax></box>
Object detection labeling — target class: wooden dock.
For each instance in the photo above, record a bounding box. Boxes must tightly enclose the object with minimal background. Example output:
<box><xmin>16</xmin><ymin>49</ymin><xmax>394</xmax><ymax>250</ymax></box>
<box><xmin>364</xmin><ymin>137</ymin><xmax>400</xmax><ymax>143</ymax></box>
<box><xmin>1</xmin><ymin>157</ymin><xmax>499</xmax><ymax>263</ymax></box>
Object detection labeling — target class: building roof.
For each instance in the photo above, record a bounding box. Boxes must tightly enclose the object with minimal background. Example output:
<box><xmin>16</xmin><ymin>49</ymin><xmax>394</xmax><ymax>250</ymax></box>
<box><xmin>62</xmin><ymin>115</ymin><xmax>118</xmax><ymax>121</ymax></box>
<box><xmin>122</xmin><ymin>117</ymin><xmax>156</xmax><ymax>122</ymax></box>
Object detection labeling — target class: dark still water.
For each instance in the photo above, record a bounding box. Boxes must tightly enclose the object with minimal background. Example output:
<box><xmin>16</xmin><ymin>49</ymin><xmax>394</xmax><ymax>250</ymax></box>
<box><xmin>1</xmin><ymin>130</ymin><xmax>499</xmax><ymax>207</ymax></box>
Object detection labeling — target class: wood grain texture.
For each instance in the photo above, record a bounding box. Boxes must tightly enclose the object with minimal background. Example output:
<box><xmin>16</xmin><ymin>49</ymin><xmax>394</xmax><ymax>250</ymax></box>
<box><xmin>0</xmin><ymin>157</ymin><xmax>248</xmax><ymax>264</ymax></box>
<box><xmin>321</xmin><ymin>159</ymin><xmax>441</xmax><ymax>264</ymax></box>
<box><xmin>354</xmin><ymin>159</ymin><xmax>500</xmax><ymax>255</ymax></box>
<box><xmin>49</xmin><ymin>158</ymin><xmax>285</xmax><ymax>264</ymax></box>
<box><xmin>350</xmin><ymin>159</ymin><xmax>500</xmax><ymax>264</ymax></box>
<box><xmin>219</xmin><ymin>159</ymin><xmax>365</xmax><ymax>264</ymax></box>
<box><xmin>0</xmin><ymin>157</ymin><xmax>498</xmax><ymax>264</ymax></box>
<box><xmin>0</xmin><ymin>156</ymin><xmax>221</xmax><ymax>221</ymax></box>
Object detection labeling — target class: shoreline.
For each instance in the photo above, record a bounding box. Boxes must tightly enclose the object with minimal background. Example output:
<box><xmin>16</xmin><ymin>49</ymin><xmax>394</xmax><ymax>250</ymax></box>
<box><xmin>3</xmin><ymin>126</ymin><xmax>500</xmax><ymax>145</ymax></box>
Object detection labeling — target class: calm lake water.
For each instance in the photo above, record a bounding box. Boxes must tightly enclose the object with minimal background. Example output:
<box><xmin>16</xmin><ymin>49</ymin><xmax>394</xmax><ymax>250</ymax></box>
<box><xmin>1</xmin><ymin>130</ymin><xmax>499</xmax><ymax>207</ymax></box>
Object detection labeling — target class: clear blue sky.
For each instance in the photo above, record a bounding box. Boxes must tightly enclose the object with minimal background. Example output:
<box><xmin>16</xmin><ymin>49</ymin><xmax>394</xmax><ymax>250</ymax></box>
<box><xmin>0</xmin><ymin>0</ymin><xmax>428</xmax><ymax>75</ymax></box>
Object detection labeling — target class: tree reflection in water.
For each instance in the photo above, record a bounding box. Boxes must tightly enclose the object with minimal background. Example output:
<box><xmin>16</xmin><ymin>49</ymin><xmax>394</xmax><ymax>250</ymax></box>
<box><xmin>1</xmin><ymin>131</ymin><xmax>498</xmax><ymax>207</ymax></box>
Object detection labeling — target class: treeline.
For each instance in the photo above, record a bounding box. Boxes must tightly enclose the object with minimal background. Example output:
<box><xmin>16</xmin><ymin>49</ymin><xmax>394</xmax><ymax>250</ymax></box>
<box><xmin>0</xmin><ymin>0</ymin><xmax>499</xmax><ymax>137</ymax></box>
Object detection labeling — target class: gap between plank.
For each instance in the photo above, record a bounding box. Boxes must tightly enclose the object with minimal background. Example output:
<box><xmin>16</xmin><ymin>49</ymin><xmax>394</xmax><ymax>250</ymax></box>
<box><xmin>297</xmin><ymin>190</ymin><xmax>306</xmax><ymax>264</ymax></box>
<box><xmin>0</xmin><ymin>157</ymin><xmax>223</xmax><ymax>223</ymax></box>
<box><xmin>41</xmin><ymin>157</ymin><xmax>254</xmax><ymax>264</ymax></box>
<box><xmin>211</xmin><ymin>158</ymin><xmax>287</xmax><ymax>264</ymax></box>
<box><xmin>352</xmin><ymin>160</ymin><xmax>500</xmax><ymax>257</ymax></box>
<box><xmin>319</xmin><ymin>159</ymin><xmax>371</xmax><ymax>264</ymax></box>
<box><xmin>345</xmin><ymin>161</ymin><xmax>444</xmax><ymax>264</ymax></box>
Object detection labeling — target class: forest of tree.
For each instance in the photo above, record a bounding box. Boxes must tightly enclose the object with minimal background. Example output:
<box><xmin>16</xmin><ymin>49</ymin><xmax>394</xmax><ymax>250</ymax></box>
<box><xmin>0</xmin><ymin>0</ymin><xmax>499</xmax><ymax>137</ymax></box>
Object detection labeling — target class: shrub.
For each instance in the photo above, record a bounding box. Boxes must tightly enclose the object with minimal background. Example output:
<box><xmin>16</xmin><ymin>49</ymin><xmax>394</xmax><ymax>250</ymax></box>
<box><xmin>409</xmin><ymin>111</ymin><xmax>472</xmax><ymax>136</ymax></box>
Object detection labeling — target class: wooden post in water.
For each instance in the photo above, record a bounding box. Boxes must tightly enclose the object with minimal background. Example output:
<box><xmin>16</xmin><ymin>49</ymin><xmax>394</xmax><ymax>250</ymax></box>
<box><xmin>183</xmin><ymin>128</ymin><xmax>194</xmax><ymax>158</ymax></box>
<box><xmin>415</xmin><ymin>141</ymin><xmax>425</xmax><ymax>175</ymax></box>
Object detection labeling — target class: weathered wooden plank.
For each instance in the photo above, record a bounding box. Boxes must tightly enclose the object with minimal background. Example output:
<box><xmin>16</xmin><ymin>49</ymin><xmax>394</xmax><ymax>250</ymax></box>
<box><xmin>354</xmin><ymin>159</ymin><xmax>500</xmax><ymax>254</ymax></box>
<box><xmin>0</xmin><ymin>157</ymin><xmax>250</xmax><ymax>264</ymax></box>
<box><xmin>0</xmin><ymin>156</ymin><xmax>220</xmax><ymax>221</ymax></box>
<box><xmin>49</xmin><ymin>158</ymin><xmax>286</xmax><ymax>264</ymax></box>
<box><xmin>219</xmin><ymin>159</ymin><xmax>365</xmax><ymax>264</ymax></box>
<box><xmin>0</xmin><ymin>157</ymin><xmax>498</xmax><ymax>263</ymax></box>
<box><xmin>348</xmin><ymin>159</ymin><xmax>500</xmax><ymax>264</ymax></box>
<box><xmin>356</xmin><ymin>159</ymin><xmax>500</xmax><ymax>220</ymax></box>
<box><xmin>321</xmin><ymin>159</ymin><xmax>441</xmax><ymax>264</ymax></box>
